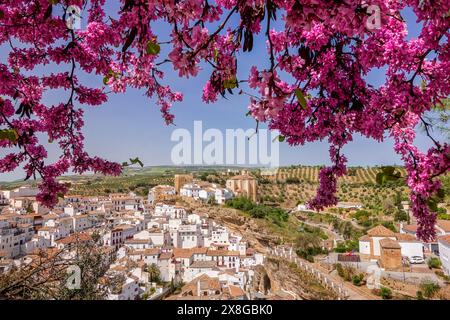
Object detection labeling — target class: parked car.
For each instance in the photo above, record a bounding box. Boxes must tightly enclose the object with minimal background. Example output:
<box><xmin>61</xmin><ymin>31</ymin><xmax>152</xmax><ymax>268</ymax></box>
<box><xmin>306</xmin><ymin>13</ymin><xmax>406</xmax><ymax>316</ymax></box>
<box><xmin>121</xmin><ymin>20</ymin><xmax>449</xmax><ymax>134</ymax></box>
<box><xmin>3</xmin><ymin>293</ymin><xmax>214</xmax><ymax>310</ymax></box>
<box><xmin>408</xmin><ymin>256</ymin><xmax>425</xmax><ymax>264</ymax></box>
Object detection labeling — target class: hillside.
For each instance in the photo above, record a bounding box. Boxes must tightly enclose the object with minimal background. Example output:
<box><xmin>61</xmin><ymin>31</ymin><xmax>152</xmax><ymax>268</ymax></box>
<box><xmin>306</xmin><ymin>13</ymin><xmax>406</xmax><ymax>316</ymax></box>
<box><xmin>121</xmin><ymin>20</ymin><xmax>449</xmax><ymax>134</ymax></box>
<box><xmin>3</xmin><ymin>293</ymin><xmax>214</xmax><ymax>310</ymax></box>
<box><xmin>272</xmin><ymin>166</ymin><xmax>407</xmax><ymax>184</ymax></box>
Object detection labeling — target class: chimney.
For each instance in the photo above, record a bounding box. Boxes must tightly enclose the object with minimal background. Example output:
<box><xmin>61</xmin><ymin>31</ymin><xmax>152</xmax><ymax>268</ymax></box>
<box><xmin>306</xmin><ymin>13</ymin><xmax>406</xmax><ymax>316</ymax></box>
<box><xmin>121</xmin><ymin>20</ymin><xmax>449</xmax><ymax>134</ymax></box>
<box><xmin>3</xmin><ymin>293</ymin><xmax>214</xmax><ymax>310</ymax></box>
<box><xmin>197</xmin><ymin>279</ymin><xmax>201</xmax><ymax>297</ymax></box>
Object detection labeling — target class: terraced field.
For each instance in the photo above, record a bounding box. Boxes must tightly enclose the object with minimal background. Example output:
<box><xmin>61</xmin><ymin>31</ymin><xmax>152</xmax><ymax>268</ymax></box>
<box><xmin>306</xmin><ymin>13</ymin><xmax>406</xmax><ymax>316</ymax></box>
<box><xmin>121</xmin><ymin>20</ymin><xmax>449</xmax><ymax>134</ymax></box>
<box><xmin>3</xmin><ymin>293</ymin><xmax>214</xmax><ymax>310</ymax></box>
<box><xmin>273</xmin><ymin>166</ymin><xmax>407</xmax><ymax>184</ymax></box>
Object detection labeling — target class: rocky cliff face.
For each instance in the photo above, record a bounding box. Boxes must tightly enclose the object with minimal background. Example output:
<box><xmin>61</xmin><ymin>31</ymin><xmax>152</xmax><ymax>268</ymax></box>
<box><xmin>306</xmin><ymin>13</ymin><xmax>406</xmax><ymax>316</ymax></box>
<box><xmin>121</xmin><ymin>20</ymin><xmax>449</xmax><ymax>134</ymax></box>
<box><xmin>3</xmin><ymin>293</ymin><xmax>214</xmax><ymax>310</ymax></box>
<box><xmin>181</xmin><ymin>201</ymin><xmax>338</xmax><ymax>300</ymax></box>
<box><xmin>180</xmin><ymin>201</ymin><xmax>280</xmax><ymax>252</ymax></box>
<box><xmin>253</xmin><ymin>257</ymin><xmax>339</xmax><ymax>300</ymax></box>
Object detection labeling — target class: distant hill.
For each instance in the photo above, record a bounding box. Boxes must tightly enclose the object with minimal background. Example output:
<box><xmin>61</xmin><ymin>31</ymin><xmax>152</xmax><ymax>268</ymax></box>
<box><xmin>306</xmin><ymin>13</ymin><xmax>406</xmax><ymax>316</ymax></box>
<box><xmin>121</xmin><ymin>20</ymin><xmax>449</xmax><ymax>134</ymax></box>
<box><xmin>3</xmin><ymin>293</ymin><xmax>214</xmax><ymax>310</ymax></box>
<box><xmin>0</xmin><ymin>165</ymin><xmax>406</xmax><ymax>190</ymax></box>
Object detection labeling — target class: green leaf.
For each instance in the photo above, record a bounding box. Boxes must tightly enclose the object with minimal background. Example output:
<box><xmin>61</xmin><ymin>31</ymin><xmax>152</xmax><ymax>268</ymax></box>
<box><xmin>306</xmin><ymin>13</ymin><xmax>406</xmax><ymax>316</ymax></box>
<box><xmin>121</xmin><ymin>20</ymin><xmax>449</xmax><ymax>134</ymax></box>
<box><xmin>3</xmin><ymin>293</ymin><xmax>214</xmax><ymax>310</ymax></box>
<box><xmin>420</xmin><ymin>80</ymin><xmax>427</xmax><ymax>91</ymax></box>
<box><xmin>103</xmin><ymin>76</ymin><xmax>110</xmax><ymax>85</ymax></box>
<box><xmin>223</xmin><ymin>76</ymin><xmax>237</xmax><ymax>89</ymax></box>
<box><xmin>376</xmin><ymin>167</ymin><xmax>402</xmax><ymax>185</ymax></box>
<box><xmin>436</xmin><ymin>188</ymin><xmax>445</xmax><ymax>200</ymax></box>
<box><xmin>295</xmin><ymin>89</ymin><xmax>307</xmax><ymax>109</ymax></box>
<box><xmin>122</xmin><ymin>162</ymin><xmax>129</xmax><ymax>167</ymax></box>
<box><xmin>381</xmin><ymin>166</ymin><xmax>396</xmax><ymax>176</ymax></box>
<box><xmin>146</xmin><ymin>41</ymin><xmax>161</xmax><ymax>55</ymax></box>
<box><xmin>0</xmin><ymin>129</ymin><xmax>19</xmax><ymax>143</ymax></box>
<box><xmin>129</xmin><ymin>157</ymin><xmax>144</xmax><ymax>167</ymax></box>
<box><xmin>427</xmin><ymin>198</ymin><xmax>438</xmax><ymax>212</ymax></box>
<box><xmin>272</xmin><ymin>135</ymin><xmax>285</xmax><ymax>143</ymax></box>
<box><xmin>375</xmin><ymin>172</ymin><xmax>385</xmax><ymax>185</ymax></box>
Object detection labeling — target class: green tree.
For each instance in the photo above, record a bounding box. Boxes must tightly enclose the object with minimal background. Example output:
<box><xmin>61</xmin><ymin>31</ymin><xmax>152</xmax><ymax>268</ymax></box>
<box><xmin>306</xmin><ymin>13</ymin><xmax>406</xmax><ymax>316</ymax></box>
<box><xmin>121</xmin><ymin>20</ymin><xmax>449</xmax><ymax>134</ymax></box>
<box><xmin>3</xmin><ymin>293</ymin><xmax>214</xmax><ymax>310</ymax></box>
<box><xmin>0</xmin><ymin>238</ymin><xmax>111</xmax><ymax>300</ymax></box>
<box><xmin>380</xmin><ymin>287</ymin><xmax>392</xmax><ymax>300</ymax></box>
<box><xmin>427</xmin><ymin>257</ymin><xmax>442</xmax><ymax>269</ymax></box>
<box><xmin>341</xmin><ymin>221</ymin><xmax>353</xmax><ymax>240</ymax></box>
<box><xmin>146</xmin><ymin>264</ymin><xmax>161</xmax><ymax>284</ymax></box>
<box><xmin>394</xmin><ymin>209</ymin><xmax>409</xmax><ymax>222</ymax></box>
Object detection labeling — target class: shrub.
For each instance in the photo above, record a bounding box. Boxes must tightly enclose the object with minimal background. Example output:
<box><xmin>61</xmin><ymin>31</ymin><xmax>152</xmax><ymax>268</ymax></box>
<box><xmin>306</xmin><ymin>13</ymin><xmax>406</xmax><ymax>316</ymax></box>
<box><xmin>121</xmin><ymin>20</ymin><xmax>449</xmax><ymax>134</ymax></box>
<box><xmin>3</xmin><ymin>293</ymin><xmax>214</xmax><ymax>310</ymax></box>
<box><xmin>225</xmin><ymin>197</ymin><xmax>255</xmax><ymax>211</ymax></box>
<box><xmin>352</xmin><ymin>274</ymin><xmax>365</xmax><ymax>286</ymax></box>
<box><xmin>335</xmin><ymin>263</ymin><xmax>354</xmax><ymax>282</ymax></box>
<box><xmin>416</xmin><ymin>291</ymin><xmax>424</xmax><ymax>300</ymax></box>
<box><xmin>336</xmin><ymin>263</ymin><xmax>345</xmax><ymax>278</ymax></box>
<box><xmin>286</xmin><ymin>177</ymin><xmax>300</xmax><ymax>184</ymax></box>
<box><xmin>381</xmin><ymin>221</ymin><xmax>397</xmax><ymax>232</ymax></box>
<box><xmin>427</xmin><ymin>257</ymin><xmax>442</xmax><ymax>269</ymax></box>
<box><xmin>380</xmin><ymin>287</ymin><xmax>392</xmax><ymax>300</ymax></box>
<box><xmin>394</xmin><ymin>209</ymin><xmax>409</xmax><ymax>222</ymax></box>
<box><xmin>420</xmin><ymin>280</ymin><xmax>440</xmax><ymax>299</ymax></box>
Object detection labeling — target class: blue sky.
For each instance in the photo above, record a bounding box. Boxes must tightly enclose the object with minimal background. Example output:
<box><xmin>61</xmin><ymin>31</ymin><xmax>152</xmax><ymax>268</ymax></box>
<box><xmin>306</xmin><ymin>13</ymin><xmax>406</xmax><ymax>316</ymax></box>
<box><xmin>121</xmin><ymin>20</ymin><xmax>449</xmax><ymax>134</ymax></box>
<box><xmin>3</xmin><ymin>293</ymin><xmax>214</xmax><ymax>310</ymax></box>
<box><xmin>0</xmin><ymin>6</ymin><xmax>445</xmax><ymax>181</ymax></box>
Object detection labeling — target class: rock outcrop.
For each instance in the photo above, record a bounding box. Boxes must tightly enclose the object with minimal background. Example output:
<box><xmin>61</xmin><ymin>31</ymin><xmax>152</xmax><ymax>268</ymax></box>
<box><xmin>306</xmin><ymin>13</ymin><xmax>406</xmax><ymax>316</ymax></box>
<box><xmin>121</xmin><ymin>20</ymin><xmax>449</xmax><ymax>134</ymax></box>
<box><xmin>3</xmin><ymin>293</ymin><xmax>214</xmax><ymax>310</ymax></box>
<box><xmin>253</xmin><ymin>257</ymin><xmax>339</xmax><ymax>300</ymax></box>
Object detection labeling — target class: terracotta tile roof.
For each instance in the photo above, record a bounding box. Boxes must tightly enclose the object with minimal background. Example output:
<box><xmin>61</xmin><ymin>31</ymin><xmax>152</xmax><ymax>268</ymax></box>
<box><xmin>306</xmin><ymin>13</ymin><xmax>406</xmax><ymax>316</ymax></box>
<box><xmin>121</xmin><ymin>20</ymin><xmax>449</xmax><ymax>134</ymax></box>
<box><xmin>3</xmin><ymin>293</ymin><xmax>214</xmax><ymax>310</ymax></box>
<box><xmin>130</xmin><ymin>248</ymin><xmax>160</xmax><ymax>256</ymax></box>
<box><xmin>395</xmin><ymin>233</ymin><xmax>419</xmax><ymax>242</ymax></box>
<box><xmin>438</xmin><ymin>235</ymin><xmax>450</xmax><ymax>246</ymax></box>
<box><xmin>220</xmin><ymin>269</ymin><xmax>237</xmax><ymax>276</ymax></box>
<box><xmin>379</xmin><ymin>238</ymin><xmax>401</xmax><ymax>249</ymax></box>
<box><xmin>402</xmin><ymin>224</ymin><xmax>419</xmax><ymax>233</ymax></box>
<box><xmin>56</xmin><ymin>233</ymin><xmax>92</xmax><ymax>245</ymax></box>
<box><xmin>143</xmin><ymin>248</ymin><xmax>160</xmax><ymax>256</ymax></box>
<box><xmin>226</xmin><ymin>285</ymin><xmax>246</xmax><ymax>298</ymax></box>
<box><xmin>191</xmin><ymin>247</ymin><xmax>208</xmax><ymax>254</ymax></box>
<box><xmin>173</xmin><ymin>248</ymin><xmax>194</xmax><ymax>259</ymax></box>
<box><xmin>207</xmin><ymin>249</ymin><xmax>240</xmax><ymax>257</ymax></box>
<box><xmin>124</xmin><ymin>239</ymin><xmax>150</xmax><ymax>244</ymax></box>
<box><xmin>359</xmin><ymin>235</ymin><xmax>370</xmax><ymax>241</ymax></box>
<box><xmin>367</xmin><ymin>225</ymin><xmax>396</xmax><ymax>237</ymax></box>
<box><xmin>182</xmin><ymin>274</ymin><xmax>221</xmax><ymax>296</ymax></box>
<box><xmin>437</xmin><ymin>220</ymin><xmax>450</xmax><ymax>233</ymax></box>
<box><xmin>159</xmin><ymin>252</ymin><xmax>173</xmax><ymax>260</ymax></box>
<box><xmin>189</xmin><ymin>261</ymin><xmax>217</xmax><ymax>268</ymax></box>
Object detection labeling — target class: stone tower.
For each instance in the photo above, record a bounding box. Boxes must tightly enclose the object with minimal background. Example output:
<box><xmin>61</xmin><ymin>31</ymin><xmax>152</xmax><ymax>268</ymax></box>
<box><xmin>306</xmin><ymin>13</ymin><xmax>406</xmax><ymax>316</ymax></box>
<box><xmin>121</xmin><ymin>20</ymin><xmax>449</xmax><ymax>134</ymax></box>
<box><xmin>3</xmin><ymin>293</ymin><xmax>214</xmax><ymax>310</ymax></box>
<box><xmin>174</xmin><ymin>174</ymin><xmax>193</xmax><ymax>194</ymax></box>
